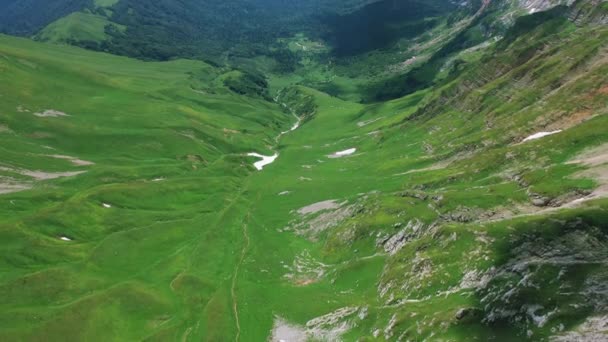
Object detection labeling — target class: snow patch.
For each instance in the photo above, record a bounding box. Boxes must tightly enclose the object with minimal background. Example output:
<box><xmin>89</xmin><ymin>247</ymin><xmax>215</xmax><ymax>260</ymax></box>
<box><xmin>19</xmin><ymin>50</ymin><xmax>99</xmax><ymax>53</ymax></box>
<box><xmin>328</xmin><ymin>148</ymin><xmax>357</xmax><ymax>158</ymax></box>
<box><xmin>522</xmin><ymin>130</ymin><xmax>562</xmax><ymax>142</ymax></box>
<box><xmin>59</xmin><ymin>236</ymin><xmax>72</xmax><ymax>241</ymax></box>
<box><xmin>102</xmin><ymin>203</ymin><xmax>112</xmax><ymax>208</ymax></box>
<box><xmin>33</xmin><ymin>109</ymin><xmax>69</xmax><ymax>118</ymax></box>
<box><xmin>247</xmin><ymin>153</ymin><xmax>279</xmax><ymax>171</ymax></box>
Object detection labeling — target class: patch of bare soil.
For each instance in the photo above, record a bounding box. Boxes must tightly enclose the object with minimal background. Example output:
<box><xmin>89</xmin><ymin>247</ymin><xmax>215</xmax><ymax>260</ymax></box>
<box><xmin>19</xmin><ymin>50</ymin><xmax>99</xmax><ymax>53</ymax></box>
<box><xmin>393</xmin><ymin>160</ymin><xmax>450</xmax><ymax>176</ymax></box>
<box><xmin>357</xmin><ymin>117</ymin><xmax>384</xmax><ymax>127</ymax></box>
<box><xmin>177</xmin><ymin>130</ymin><xmax>196</xmax><ymax>140</ymax></box>
<box><xmin>480</xmin><ymin>203</ymin><xmax>541</xmax><ymax>222</ymax></box>
<box><xmin>223</xmin><ymin>128</ymin><xmax>239</xmax><ymax>135</ymax></box>
<box><xmin>568</xmin><ymin>143</ymin><xmax>608</xmax><ymax>167</ymax></box>
<box><xmin>26</xmin><ymin>131</ymin><xmax>53</xmax><ymax>139</ymax></box>
<box><xmin>597</xmin><ymin>85</ymin><xmax>608</xmax><ymax>95</ymax></box>
<box><xmin>20</xmin><ymin>170</ymin><xmax>86</xmax><ymax>180</ymax></box>
<box><xmin>566</xmin><ymin>143</ymin><xmax>608</xmax><ymax>204</ymax></box>
<box><xmin>0</xmin><ymin>166</ymin><xmax>86</xmax><ymax>181</ymax></box>
<box><xmin>16</xmin><ymin>105</ymin><xmax>29</xmax><ymax>113</ymax></box>
<box><xmin>0</xmin><ymin>182</ymin><xmax>31</xmax><ymax>194</ymax></box>
<box><xmin>48</xmin><ymin>155</ymin><xmax>94</xmax><ymax>166</ymax></box>
<box><xmin>0</xmin><ymin>124</ymin><xmax>10</xmax><ymax>133</ymax></box>
<box><xmin>531</xmin><ymin>106</ymin><xmax>599</xmax><ymax>134</ymax></box>
<box><xmin>569</xmin><ymin>165</ymin><xmax>608</xmax><ymax>205</ymax></box>
<box><xmin>297</xmin><ymin>200</ymin><xmax>341</xmax><ymax>215</ymax></box>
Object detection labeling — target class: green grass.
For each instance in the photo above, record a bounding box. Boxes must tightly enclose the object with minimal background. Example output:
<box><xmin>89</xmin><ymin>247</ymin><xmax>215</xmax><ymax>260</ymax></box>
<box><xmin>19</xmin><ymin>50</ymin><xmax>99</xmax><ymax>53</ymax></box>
<box><xmin>0</xmin><ymin>34</ymin><xmax>293</xmax><ymax>341</ymax></box>
<box><xmin>1</xmin><ymin>3</ymin><xmax>608</xmax><ymax>340</ymax></box>
<box><xmin>94</xmin><ymin>0</ymin><xmax>119</xmax><ymax>7</ymax></box>
<box><xmin>35</xmin><ymin>12</ymin><xmax>125</xmax><ymax>44</ymax></box>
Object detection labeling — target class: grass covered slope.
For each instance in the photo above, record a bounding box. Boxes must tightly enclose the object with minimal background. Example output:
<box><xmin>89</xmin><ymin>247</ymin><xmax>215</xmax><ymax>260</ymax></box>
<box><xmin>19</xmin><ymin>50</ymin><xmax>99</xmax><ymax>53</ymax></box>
<box><xmin>236</xmin><ymin>3</ymin><xmax>608</xmax><ymax>340</ymax></box>
<box><xmin>0</xmin><ymin>34</ymin><xmax>292</xmax><ymax>340</ymax></box>
<box><xmin>34</xmin><ymin>11</ymin><xmax>125</xmax><ymax>44</ymax></box>
<box><xmin>0</xmin><ymin>1</ymin><xmax>607</xmax><ymax>341</ymax></box>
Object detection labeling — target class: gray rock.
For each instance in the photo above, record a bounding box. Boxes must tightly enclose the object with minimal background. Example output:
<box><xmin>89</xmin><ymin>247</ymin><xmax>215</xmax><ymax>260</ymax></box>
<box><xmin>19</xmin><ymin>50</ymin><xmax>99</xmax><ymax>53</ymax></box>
<box><xmin>382</xmin><ymin>220</ymin><xmax>425</xmax><ymax>255</ymax></box>
<box><xmin>532</xmin><ymin>197</ymin><xmax>550</xmax><ymax>207</ymax></box>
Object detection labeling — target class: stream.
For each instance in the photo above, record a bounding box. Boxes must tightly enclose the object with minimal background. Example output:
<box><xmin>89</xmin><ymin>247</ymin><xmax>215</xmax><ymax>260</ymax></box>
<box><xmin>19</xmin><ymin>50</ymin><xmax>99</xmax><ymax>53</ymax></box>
<box><xmin>247</xmin><ymin>113</ymin><xmax>301</xmax><ymax>171</ymax></box>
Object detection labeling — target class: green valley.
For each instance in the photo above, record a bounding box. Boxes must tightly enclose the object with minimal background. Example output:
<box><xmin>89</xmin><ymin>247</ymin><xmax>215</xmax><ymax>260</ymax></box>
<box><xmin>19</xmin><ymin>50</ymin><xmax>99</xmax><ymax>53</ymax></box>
<box><xmin>0</xmin><ymin>0</ymin><xmax>607</xmax><ymax>341</ymax></box>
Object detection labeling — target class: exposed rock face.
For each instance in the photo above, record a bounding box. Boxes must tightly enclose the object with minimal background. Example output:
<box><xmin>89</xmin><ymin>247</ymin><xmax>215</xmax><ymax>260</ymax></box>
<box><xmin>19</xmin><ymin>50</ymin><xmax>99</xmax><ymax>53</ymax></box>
<box><xmin>441</xmin><ymin>206</ymin><xmax>485</xmax><ymax>222</ymax></box>
<box><xmin>284</xmin><ymin>199</ymin><xmax>358</xmax><ymax>240</ymax></box>
<box><xmin>270</xmin><ymin>318</ymin><xmax>307</xmax><ymax>342</ymax></box>
<box><xmin>567</xmin><ymin>0</ymin><xmax>608</xmax><ymax>25</ymax></box>
<box><xmin>531</xmin><ymin>196</ymin><xmax>551</xmax><ymax>207</ymax></box>
<box><xmin>518</xmin><ymin>0</ymin><xmax>576</xmax><ymax>13</ymax></box>
<box><xmin>283</xmin><ymin>250</ymin><xmax>328</xmax><ymax>286</ymax></box>
<box><xmin>270</xmin><ymin>307</ymin><xmax>364</xmax><ymax>342</ymax></box>
<box><xmin>455</xmin><ymin>307</ymin><xmax>483</xmax><ymax>322</ymax></box>
<box><xmin>297</xmin><ymin>200</ymin><xmax>342</xmax><ymax>215</ymax></box>
<box><xmin>478</xmin><ymin>225</ymin><xmax>608</xmax><ymax>334</ymax></box>
<box><xmin>380</xmin><ymin>219</ymin><xmax>425</xmax><ymax>255</ymax></box>
<box><xmin>552</xmin><ymin>315</ymin><xmax>608</xmax><ymax>341</ymax></box>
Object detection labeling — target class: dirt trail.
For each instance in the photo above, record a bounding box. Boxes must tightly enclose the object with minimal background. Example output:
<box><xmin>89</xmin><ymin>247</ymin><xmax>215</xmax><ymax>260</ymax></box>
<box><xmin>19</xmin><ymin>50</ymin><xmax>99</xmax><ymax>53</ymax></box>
<box><xmin>231</xmin><ymin>212</ymin><xmax>250</xmax><ymax>342</ymax></box>
<box><xmin>232</xmin><ymin>112</ymin><xmax>304</xmax><ymax>340</ymax></box>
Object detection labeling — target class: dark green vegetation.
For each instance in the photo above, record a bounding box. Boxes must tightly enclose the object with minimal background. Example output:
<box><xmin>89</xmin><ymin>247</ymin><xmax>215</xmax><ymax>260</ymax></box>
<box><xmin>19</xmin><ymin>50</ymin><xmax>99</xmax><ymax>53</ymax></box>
<box><xmin>1</xmin><ymin>0</ymin><xmax>608</xmax><ymax>341</ymax></box>
<box><xmin>0</xmin><ymin>0</ymin><xmax>464</xmax><ymax>99</ymax></box>
<box><xmin>0</xmin><ymin>0</ymin><xmax>457</xmax><ymax>61</ymax></box>
<box><xmin>0</xmin><ymin>0</ymin><xmax>90</xmax><ymax>35</ymax></box>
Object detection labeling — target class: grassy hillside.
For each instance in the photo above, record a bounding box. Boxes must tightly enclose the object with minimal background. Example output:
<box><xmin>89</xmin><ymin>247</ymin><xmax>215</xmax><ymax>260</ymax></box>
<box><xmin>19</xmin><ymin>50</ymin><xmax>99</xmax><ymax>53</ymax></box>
<box><xmin>5</xmin><ymin>0</ymin><xmax>473</xmax><ymax>103</ymax></box>
<box><xmin>0</xmin><ymin>34</ymin><xmax>293</xmax><ymax>341</ymax></box>
<box><xmin>0</xmin><ymin>0</ymin><xmax>607</xmax><ymax>341</ymax></box>
<box><xmin>34</xmin><ymin>11</ymin><xmax>125</xmax><ymax>44</ymax></box>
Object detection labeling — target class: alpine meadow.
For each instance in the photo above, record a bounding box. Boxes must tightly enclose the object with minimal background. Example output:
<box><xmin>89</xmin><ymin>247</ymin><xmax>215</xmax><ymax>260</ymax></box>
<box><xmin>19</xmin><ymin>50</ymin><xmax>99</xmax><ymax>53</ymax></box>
<box><xmin>0</xmin><ymin>0</ymin><xmax>608</xmax><ymax>341</ymax></box>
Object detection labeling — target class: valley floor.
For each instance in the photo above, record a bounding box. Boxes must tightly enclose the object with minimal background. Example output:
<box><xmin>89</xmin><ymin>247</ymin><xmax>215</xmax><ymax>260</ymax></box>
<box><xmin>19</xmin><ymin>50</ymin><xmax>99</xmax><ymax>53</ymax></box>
<box><xmin>0</xmin><ymin>14</ymin><xmax>608</xmax><ymax>341</ymax></box>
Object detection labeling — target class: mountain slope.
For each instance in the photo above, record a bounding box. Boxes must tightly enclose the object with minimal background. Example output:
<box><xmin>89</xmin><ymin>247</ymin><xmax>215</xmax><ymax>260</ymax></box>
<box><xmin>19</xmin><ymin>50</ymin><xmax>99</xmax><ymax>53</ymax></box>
<box><xmin>13</xmin><ymin>0</ymin><xmax>459</xmax><ymax>63</ymax></box>
<box><xmin>0</xmin><ymin>0</ymin><xmax>607</xmax><ymax>341</ymax></box>
<box><xmin>34</xmin><ymin>11</ymin><xmax>125</xmax><ymax>44</ymax></box>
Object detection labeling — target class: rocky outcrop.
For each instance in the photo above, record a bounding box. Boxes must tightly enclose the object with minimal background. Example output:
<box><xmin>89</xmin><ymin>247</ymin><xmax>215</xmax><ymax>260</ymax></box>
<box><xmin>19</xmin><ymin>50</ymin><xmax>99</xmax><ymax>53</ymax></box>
<box><xmin>567</xmin><ymin>0</ymin><xmax>608</xmax><ymax>25</ymax></box>
<box><xmin>518</xmin><ymin>0</ymin><xmax>576</xmax><ymax>13</ymax></box>
<box><xmin>477</xmin><ymin>222</ymin><xmax>608</xmax><ymax>336</ymax></box>
<box><xmin>378</xmin><ymin>219</ymin><xmax>425</xmax><ymax>255</ymax></box>
<box><xmin>551</xmin><ymin>315</ymin><xmax>608</xmax><ymax>341</ymax></box>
